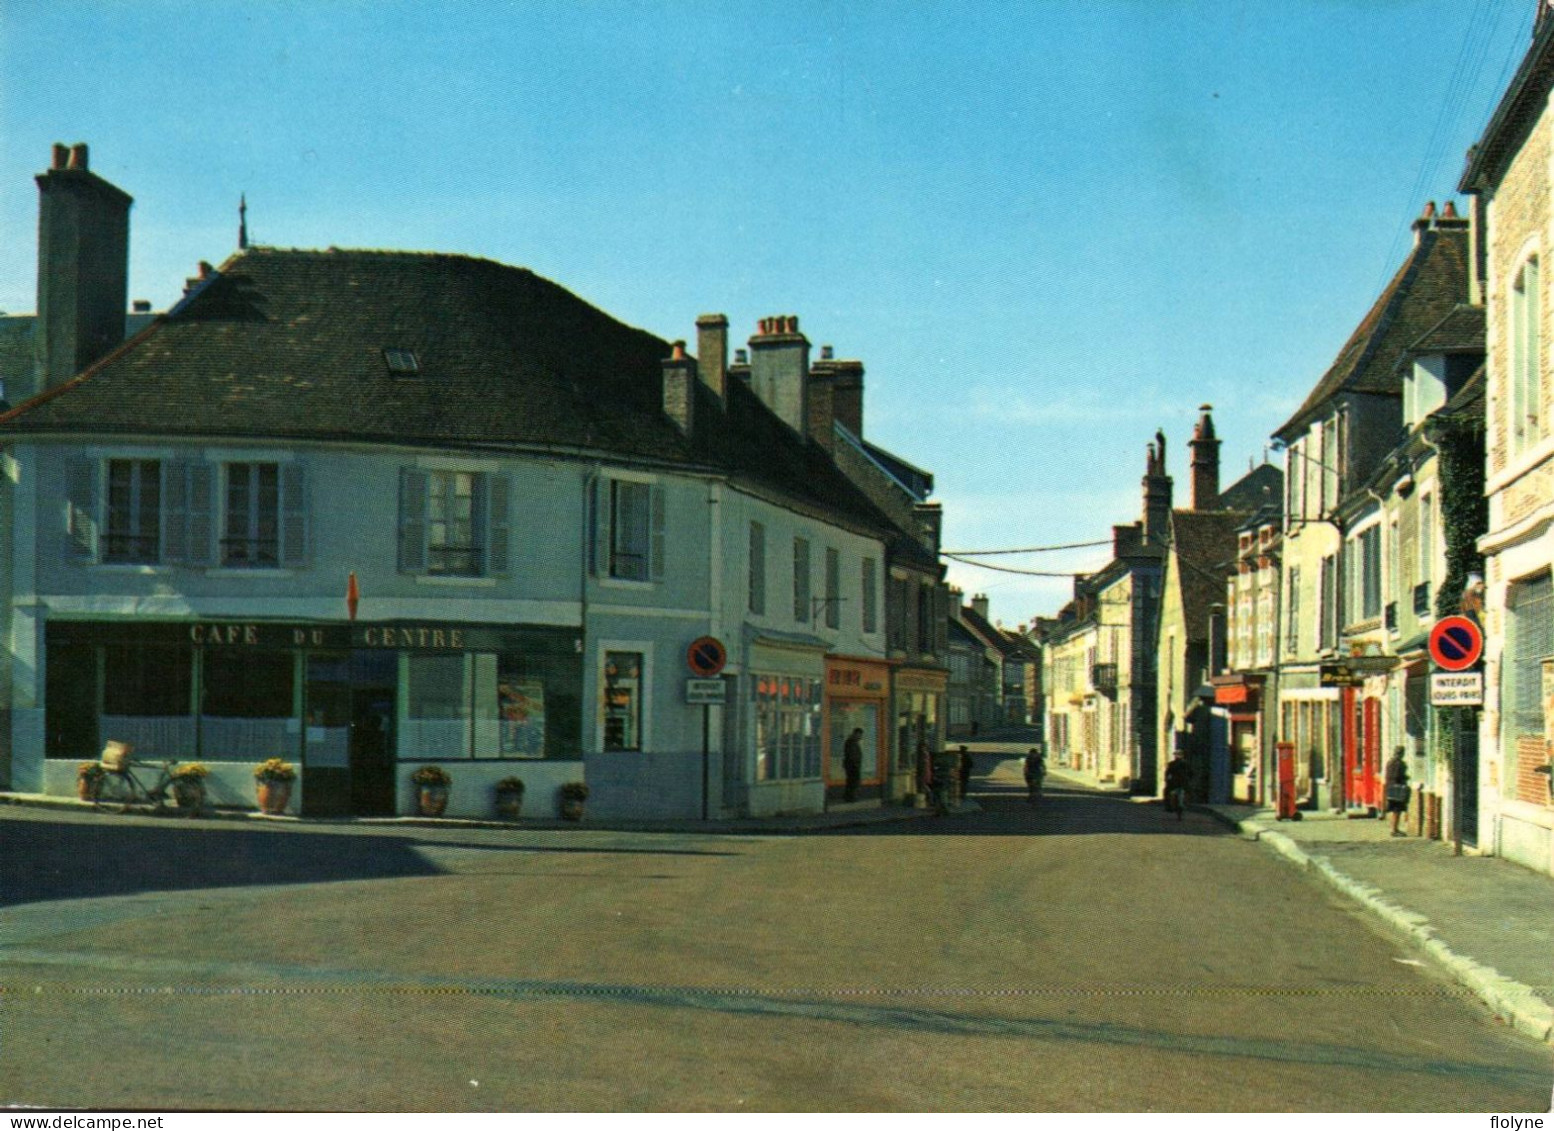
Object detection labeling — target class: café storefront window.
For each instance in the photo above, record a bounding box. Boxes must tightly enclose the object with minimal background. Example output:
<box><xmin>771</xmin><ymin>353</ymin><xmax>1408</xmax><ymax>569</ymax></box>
<box><xmin>43</xmin><ymin>621</ymin><xmax>580</xmax><ymax>764</ymax></box>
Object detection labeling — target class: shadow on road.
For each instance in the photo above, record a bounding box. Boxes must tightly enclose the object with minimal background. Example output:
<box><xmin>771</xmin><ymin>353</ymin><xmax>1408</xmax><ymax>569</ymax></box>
<box><xmin>0</xmin><ymin>817</ymin><xmax>741</xmax><ymax>909</ymax></box>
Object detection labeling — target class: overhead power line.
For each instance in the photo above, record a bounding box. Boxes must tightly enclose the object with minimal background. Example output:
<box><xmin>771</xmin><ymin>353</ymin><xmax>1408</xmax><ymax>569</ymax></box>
<box><xmin>941</xmin><ymin>539</ymin><xmax>1114</xmax><ymax>556</ymax></box>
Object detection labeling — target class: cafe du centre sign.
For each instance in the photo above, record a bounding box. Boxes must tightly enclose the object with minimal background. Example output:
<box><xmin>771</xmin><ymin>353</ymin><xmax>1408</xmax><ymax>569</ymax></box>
<box><xmin>185</xmin><ymin>621</ymin><xmax>491</xmax><ymax>651</ymax></box>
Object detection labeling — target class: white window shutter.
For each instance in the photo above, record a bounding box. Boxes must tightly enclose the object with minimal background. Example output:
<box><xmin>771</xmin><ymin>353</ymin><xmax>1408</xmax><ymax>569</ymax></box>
<box><xmin>281</xmin><ymin>463</ymin><xmax>308</xmax><ymax>568</ymax></box>
<box><xmin>590</xmin><ymin>476</ymin><xmax>610</xmax><ymax>577</ymax></box>
<box><xmin>649</xmin><ymin>484</ymin><xmax>665</xmax><ymax>581</ymax></box>
<box><xmin>186</xmin><ymin>464</ymin><xmax>214</xmax><ymax>567</ymax></box>
<box><xmin>399</xmin><ymin>468</ymin><xmax>428</xmax><ymax>573</ymax></box>
<box><xmin>65</xmin><ymin>458</ymin><xmax>98</xmax><ymax>561</ymax></box>
<box><xmin>486</xmin><ymin>472</ymin><xmax>510</xmax><ymax>577</ymax></box>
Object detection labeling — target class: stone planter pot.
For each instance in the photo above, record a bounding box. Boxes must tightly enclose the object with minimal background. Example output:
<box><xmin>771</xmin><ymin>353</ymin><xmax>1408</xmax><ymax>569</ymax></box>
<box><xmin>559</xmin><ymin>798</ymin><xmax>586</xmax><ymax>822</ymax></box>
<box><xmin>173</xmin><ymin>779</ymin><xmax>206</xmax><ymax>812</ymax></box>
<box><xmin>77</xmin><ymin>774</ymin><xmax>102</xmax><ymax>803</ymax></box>
<box><xmin>418</xmin><ymin>784</ymin><xmax>450</xmax><ymax>818</ymax></box>
<box><xmin>256</xmin><ymin>779</ymin><xmax>293</xmax><ymax>815</ymax></box>
<box><xmin>494</xmin><ymin>788</ymin><xmax>524</xmax><ymax>820</ymax></box>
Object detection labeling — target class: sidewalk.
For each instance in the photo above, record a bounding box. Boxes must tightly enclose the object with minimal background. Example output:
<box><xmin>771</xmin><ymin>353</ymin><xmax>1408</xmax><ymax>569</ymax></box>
<box><xmin>0</xmin><ymin>788</ymin><xmax>951</xmax><ymax>836</ymax></box>
<box><xmin>1202</xmin><ymin>802</ymin><xmax>1554</xmax><ymax>1043</ymax></box>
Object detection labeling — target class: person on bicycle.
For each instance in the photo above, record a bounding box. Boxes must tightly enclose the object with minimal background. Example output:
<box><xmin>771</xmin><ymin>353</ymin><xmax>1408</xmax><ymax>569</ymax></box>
<box><xmin>1163</xmin><ymin>751</ymin><xmax>1190</xmax><ymax>820</ymax></box>
<box><xmin>1023</xmin><ymin>747</ymin><xmax>1046</xmax><ymax>805</ymax></box>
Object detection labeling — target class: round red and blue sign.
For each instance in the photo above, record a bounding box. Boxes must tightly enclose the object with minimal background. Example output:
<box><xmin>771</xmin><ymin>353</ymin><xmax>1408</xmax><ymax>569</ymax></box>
<box><xmin>686</xmin><ymin>636</ymin><xmax>727</xmax><ymax>678</ymax></box>
<box><xmin>1428</xmin><ymin>615</ymin><xmax>1483</xmax><ymax>673</ymax></box>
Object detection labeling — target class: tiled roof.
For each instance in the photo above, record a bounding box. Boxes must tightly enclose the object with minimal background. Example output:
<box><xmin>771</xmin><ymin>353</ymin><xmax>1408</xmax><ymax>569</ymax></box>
<box><xmin>1215</xmin><ymin>462</ymin><xmax>1282</xmax><ymax>514</ymax></box>
<box><xmin>1404</xmin><ymin>304</ymin><xmax>1485</xmax><ymax>358</ymax></box>
<box><xmin>1275</xmin><ymin>226</ymin><xmax>1470</xmax><ymax>441</ymax></box>
<box><xmin>0</xmin><ymin>248</ymin><xmax>887</xmax><ymax>530</ymax></box>
<box><xmin>0</xmin><ymin>316</ymin><xmax>33</xmax><ymax>402</ymax></box>
<box><xmin>1438</xmin><ymin>365</ymin><xmax>1486</xmax><ymax>420</ymax></box>
<box><xmin>1167</xmin><ymin>508</ymin><xmax>1245</xmax><ymax>645</ymax></box>
<box><xmin>1461</xmin><ymin>15</ymin><xmax>1554</xmax><ymax>193</ymax></box>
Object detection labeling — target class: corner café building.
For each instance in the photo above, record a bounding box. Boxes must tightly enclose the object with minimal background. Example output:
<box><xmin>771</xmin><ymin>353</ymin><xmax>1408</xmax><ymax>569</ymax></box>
<box><xmin>41</xmin><ymin>617</ymin><xmax>583</xmax><ymax>817</ymax></box>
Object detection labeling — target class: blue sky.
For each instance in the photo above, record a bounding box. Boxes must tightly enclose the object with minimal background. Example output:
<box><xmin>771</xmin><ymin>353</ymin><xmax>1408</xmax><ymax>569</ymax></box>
<box><xmin>0</xmin><ymin>1</ymin><xmax>1534</xmax><ymax>626</ymax></box>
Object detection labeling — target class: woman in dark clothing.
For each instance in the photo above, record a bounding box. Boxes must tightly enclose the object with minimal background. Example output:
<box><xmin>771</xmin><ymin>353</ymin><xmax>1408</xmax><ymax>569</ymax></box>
<box><xmin>1384</xmin><ymin>747</ymin><xmax>1410</xmax><ymax>837</ymax></box>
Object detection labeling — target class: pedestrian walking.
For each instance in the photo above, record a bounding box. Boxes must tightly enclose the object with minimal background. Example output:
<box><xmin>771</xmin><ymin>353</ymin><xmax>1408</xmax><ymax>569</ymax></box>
<box><xmin>1384</xmin><ymin>746</ymin><xmax>1410</xmax><ymax>837</ymax></box>
<box><xmin>1163</xmin><ymin>751</ymin><xmax>1190</xmax><ymax>820</ymax></box>
<box><xmin>958</xmin><ymin>745</ymin><xmax>974</xmax><ymax>803</ymax></box>
<box><xmin>1023</xmin><ymin>747</ymin><xmax>1046</xmax><ymax>804</ymax></box>
<box><xmin>915</xmin><ymin>736</ymin><xmax>931</xmax><ymax>802</ymax></box>
<box><xmin>842</xmin><ymin>727</ymin><xmax>864</xmax><ymax>803</ymax></box>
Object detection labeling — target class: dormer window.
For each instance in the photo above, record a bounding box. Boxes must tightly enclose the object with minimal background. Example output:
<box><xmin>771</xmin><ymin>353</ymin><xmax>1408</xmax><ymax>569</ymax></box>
<box><xmin>383</xmin><ymin>348</ymin><xmax>420</xmax><ymax>376</ymax></box>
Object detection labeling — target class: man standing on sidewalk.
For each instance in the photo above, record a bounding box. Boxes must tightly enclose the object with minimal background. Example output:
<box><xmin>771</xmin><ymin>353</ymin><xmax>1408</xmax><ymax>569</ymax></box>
<box><xmin>842</xmin><ymin>728</ymin><xmax>864</xmax><ymax>802</ymax></box>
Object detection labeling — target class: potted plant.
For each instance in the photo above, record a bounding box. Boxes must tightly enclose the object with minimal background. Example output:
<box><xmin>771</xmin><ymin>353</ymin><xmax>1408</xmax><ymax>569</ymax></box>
<box><xmin>253</xmin><ymin>758</ymin><xmax>297</xmax><ymax>815</ymax></box>
<box><xmin>171</xmin><ymin>763</ymin><xmax>209</xmax><ymax>812</ymax></box>
<box><xmin>559</xmin><ymin>781</ymin><xmax>589</xmax><ymax>822</ymax></box>
<box><xmin>76</xmin><ymin>761</ymin><xmax>107</xmax><ymax>802</ymax></box>
<box><xmin>493</xmin><ymin>776</ymin><xmax>525</xmax><ymax>820</ymax></box>
<box><xmin>411</xmin><ymin>765</ymin><xmax>452</xmax><ymax>817</ymax></box>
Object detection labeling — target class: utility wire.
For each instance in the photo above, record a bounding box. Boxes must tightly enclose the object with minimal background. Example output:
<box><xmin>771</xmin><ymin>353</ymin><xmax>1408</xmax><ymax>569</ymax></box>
<box><xmin>942</xmin><ymin>539</ymin><xmax>1113</xmax><ymax>556</ymax></box>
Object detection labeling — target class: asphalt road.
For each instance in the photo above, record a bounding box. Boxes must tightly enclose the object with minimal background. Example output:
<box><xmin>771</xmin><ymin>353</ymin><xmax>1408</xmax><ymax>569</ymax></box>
<box><xmin>2</xmin><ymin>758</ymin><xmax>1549</xmax><ymax>1112</ymax></box>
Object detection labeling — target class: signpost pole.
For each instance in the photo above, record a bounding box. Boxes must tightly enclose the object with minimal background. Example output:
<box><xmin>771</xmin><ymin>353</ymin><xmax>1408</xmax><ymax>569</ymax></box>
<box><xmin>702</xmin><ymin>702</ymin><xmax>710</xmax><ymax>821</ymax></box>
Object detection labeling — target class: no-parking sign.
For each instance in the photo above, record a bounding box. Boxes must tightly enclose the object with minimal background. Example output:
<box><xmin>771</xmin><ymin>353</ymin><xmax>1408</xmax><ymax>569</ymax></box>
<box><xmin>1428</xmin><ymin>615</ymin><xmax>1483</xmax><ymax>672</ymax></box>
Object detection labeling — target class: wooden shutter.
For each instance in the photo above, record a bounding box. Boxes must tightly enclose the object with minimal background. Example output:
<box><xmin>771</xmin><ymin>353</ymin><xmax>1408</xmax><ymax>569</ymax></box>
<box><xmin>65</xmin><ymin>458</ymin><xmax>98</xmax><ymax>560</ymax></box>
<box><xmin>186</xmin><ymin>463</ymin><xmax>214</xmax><ymax>566</ymax></box>
<box><xmin>164</xmin><ymin>461</ymin><xmax>189</xmax><ymax>563</ymax></box>
<box><xmin>589</xmin><ymin>476</ymin><xmax>610</xmax><ymax>577</ymax></box>
<box><xmin>486</xmin><ymin>472</ymin><xmax>510</xmax><ymax>577</ymax></box>
<box><xmin>281</xmin><ymin>463</ymin><xmax>308</xmax><ymax>568</ymax></box>
<box><xmin>398</xmin><ymin>468</ymin><xmax>428</xmax><ymax>573</ymax></box>
<box><xmin>649</xmin><ymin>485</ymin><xmax>666</xmax><ymax>581</ymax></box>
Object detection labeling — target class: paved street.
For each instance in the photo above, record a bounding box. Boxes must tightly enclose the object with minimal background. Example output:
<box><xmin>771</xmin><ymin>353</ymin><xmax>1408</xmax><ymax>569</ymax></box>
<box><xmin>2</xmin><ymin>758</ymin><xmax>1549</xmax><ymax>1112</ymax></box>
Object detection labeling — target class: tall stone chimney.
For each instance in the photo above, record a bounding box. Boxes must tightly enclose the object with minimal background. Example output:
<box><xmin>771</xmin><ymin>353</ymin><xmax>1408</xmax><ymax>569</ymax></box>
<box><xmin>749</xmin><ymin>315</ymin><xmax>810</xmax><ymax>434</ymax></box>
<box><xmin>1189</xmin><ymin>404</ymin><xmax>1221</xmax><ymax>510</ymax></box>
<box><xmin>695</xmin><ymin>314</ymin><xmax>728</xmax><ymax>402</ymax></box>
<box><xmin>34</xmin><ymin>143</ymin><xmax>133</xmax><ymax>392</ymax></box>
<box><xmin>971</xmin><ymin>594</ymin><xmax>990</xmax><ymax>622</ymax></box>
<box><xmin>661</xmin><ymin>341</ymin><xmax>697</xmax><ymax>435</ymax></box>
<box><xmin>1142</xmin><ymin>430</ymin><xmax>1173</xmax><ymax>547</ymax></box>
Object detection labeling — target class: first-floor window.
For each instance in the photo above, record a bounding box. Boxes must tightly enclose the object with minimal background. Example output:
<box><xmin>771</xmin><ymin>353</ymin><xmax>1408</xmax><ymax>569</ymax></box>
<box><xmin>861</xmin><ymin>557</ymin><xmax>878</xmax><ymax>633</ymax></box>
<box><xmin>602</xmin><ymin>652</ymin><xmax>643</xmax><ymax>751</ymax></box>
<box><xmin>223</xmin><ymin>462</ymin><xmax>280</xmax><ymax>567</ymax></box>
<box><xmin>752</xmin><ymin>673</ymin><xmax>821</xmax><ymax>781</ymax></box>
<box><xmin>793</xmin><ymin>537</ymin><xmax>811</xmax><ymax>622</ymax></box>
<box><xmin>104</xmin><ymin>459</ymin><xmax>161</xmax><ymax>563</ymax></box>
<box><xmin>399</xmin><ymin>468</ymin><xmax>506</xmax><ymax>577</ymax></box>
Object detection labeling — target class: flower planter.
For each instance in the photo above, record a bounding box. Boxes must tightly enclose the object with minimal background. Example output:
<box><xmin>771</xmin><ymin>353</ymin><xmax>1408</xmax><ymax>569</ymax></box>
<box><xmin>77</xmin><ymin>775</ymin><xmax>102</xmax><ymax>803</ymax></box>
<box><xmin>494</xmin><ymin>788</ymin><xmax>524</xmax><ymax>820</ymax></box>
<box><xmin>256</xmin><ymin>779</ymin><xmax>293</xmax><ymax>815</ymax></box>
<box><xmin>418</xmin><ymin>784</ymin><xmax>450</xmax><ymax>818</ymax></box>
<box><xmin>173</xmin><ymin>779</ymin><xmax>206</xmax><ymax>812</ymax></box>
<box><xmin>560</xmin><ymin>798</ymin><xmax>585</xmax><ymax>822</ymax></box>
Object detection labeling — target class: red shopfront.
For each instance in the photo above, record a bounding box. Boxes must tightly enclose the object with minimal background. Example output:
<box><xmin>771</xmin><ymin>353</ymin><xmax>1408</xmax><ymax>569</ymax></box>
<box><xmin>823</xmin><ymin>655</ymin><xmax>892</xmax><ymax>805</ymax></box>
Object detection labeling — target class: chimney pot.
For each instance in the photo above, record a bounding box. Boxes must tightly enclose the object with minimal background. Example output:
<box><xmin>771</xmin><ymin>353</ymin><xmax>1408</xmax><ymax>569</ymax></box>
<box><xmin>198</xmin><ymin>261</ymin><xmax>213</xmax><ymax>279</ymax></box>
<box><xmin>735</xmin><ymin>348</ymin><xmax>748</xmax><ymax>365</ymax></box>
<box><xmin>671</xmin><ymin>339</ymin><xmax>687</xmax><ymax>360</ymax></box>
<box><xmin>67</xmin><ymin>143</ymin><xmax>89</xmax><ymax>170</ymax></box>
<box><xmin>1441</xmin><ymin>200</ymin><xmax>1459</xmax><ymax>220</ymax></box>
<box><xmin>821</xmin><ymin>344</ymin><xmax>834</xmax><ymax>360</ymax></box>
<box><xmin>132</xmin><ymin>299</ymin><xmax>151</xmax><ymax>313</ymax></box>
<box><xmin>51</xmin><ymin>143</ymin><xmax>69</xmax><ymax>170</ymax></box>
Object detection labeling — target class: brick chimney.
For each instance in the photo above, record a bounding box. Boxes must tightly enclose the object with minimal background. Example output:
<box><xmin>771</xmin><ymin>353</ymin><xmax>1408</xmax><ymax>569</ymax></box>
<box><xmin>34</xmin><ymin>142</ymin><xmax>133</xmax><ymax>393</ymax></box>
<box><xmin>805</xmin><ymin>348</ymin><xmax>862</xmax><ymax>453</ymax></box>
<box><xmin>695</xmin><ymin>314</ymin><xmax>728</xmax><ymax>402</ymax></box>
<box><xmin>971</xmin><ymin>594</ymin><xmax>990</xmax><ymax>622</ymax></box>
<box><xmin>661</xmin><ymin>340</ymin><xmax>696</xmax><ymax>434</ymax></box>
<box><xmin>1142</xmin><ymin>430</ymin><xmax>1173</xmax><ymax>548</ymax></box>
<box><xmin>749</xmin><ymin>315</ymin><xmax>810</xmax><ymax>434</ymax></box>
<box><xmin>1189</xmin><ymin>404</ymin><xmax>1221</xmax><ymax>510</ymax></box>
